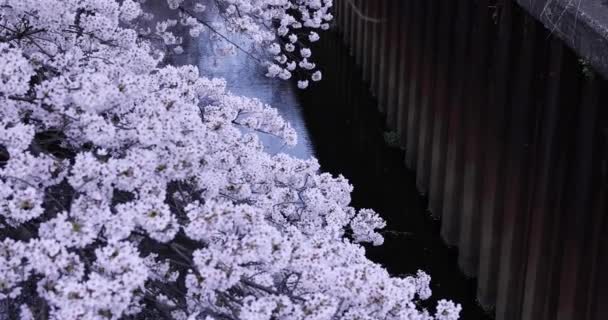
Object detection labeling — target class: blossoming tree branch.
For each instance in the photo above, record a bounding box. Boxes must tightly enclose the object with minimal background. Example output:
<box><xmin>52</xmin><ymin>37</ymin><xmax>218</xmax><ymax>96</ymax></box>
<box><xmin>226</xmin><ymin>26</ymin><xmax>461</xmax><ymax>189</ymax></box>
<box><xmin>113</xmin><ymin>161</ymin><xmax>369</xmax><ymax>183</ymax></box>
<box><xmin>0</xmin><ymin>0</ymin><xmax>461</xmax><ymax>319</ymax></box>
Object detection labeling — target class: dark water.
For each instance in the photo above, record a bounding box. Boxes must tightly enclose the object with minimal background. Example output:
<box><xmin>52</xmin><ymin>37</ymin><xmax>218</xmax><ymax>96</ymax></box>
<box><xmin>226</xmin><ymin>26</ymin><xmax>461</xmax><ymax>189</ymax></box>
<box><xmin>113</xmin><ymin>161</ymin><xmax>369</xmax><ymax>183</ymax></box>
<box><xmin>296</xmin><ymin>33</ymin><xmax>493</xmax><ymax>319</ymax></box>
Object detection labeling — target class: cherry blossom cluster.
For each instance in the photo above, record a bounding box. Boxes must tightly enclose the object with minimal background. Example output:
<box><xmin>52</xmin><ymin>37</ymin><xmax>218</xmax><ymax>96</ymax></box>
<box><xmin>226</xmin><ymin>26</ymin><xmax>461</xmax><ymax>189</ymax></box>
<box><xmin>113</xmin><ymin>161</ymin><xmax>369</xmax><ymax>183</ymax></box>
<box><xmin>0</xmin><ymin>0</ymin><xmax>461</xmax><ymax>319</ymax></box>
<box><xmin>206</xmin><ymin>0</ymin><xmax>331</xmax><ymax>87</ymax></box>
<box><xmin>138</xmin><ymin>0</ymin><xmax>330</xmax><ymax>88</ymax></box>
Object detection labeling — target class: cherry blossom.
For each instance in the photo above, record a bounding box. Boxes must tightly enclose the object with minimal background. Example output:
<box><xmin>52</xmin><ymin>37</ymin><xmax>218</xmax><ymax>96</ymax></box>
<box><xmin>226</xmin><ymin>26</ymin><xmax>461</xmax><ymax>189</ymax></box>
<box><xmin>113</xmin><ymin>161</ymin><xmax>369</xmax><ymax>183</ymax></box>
<box><xmin>0</xmin><ymin>0</ymin><xmax>460</xmax><ymax>319</ymax></box>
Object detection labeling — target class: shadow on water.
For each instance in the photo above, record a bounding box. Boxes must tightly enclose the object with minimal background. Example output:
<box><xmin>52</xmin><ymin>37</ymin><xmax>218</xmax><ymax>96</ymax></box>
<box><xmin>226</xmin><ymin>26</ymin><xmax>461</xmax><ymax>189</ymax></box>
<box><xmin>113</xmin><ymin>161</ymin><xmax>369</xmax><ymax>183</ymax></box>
<box><xmin>297</xmin><ymin>32</ymin><xmax>493</xmax><ymax>319</ymax></box>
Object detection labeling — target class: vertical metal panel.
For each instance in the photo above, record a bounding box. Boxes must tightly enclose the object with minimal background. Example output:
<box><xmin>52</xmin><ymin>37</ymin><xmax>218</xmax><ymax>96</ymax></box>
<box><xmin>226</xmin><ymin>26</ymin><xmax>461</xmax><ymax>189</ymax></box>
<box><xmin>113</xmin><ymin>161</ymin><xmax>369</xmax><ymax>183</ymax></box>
<box><xmin>414</xmin><ymin>0</ymin><xmax>439</xmax><ymax>194</ymax></box>
<box><xmin>384</xmin><ymin>0</ymin><xmax>406</xmax><ymax>128</ymax></box>
<box><xmin>335</xmin><ymin>0</ymin><xmax>344</xmax><ymax>35</ymax></box>
<box><xmin>340</xmin><ymin>0</ymin><xmax>348</xmax><ymax>38</ymax></box>
<box><xmin>495</xmin><ymin>13</ymin><xmax>545</xmax><ymax>320</ymax></box>
<box><xmin>344</xmin><ymin>0</ymin><xmax>352</xmax><ymax>44</ymax></box>
<box><xmin>356</xmin><ymin>0</ymin><xmax>367</xmax><ymax>67</ymax></box>
<box><xmin>519</xmin><ymin>37</ymin><xmax>574</xmax><ymax>320</ymax></box>
<box><xmin>403</xmin><ymin>1</ymin><xmax>427</xmax><ymax>169</ymax></box>
<box><xmin>360</xmin><ymin>0</ymin><xmax>371</xmax><ymax>78</ymax></box>
<box><xmin>427</xmin><ymin>0</ymin><xmax>456</xmax><ymax>219</ymax></box>
<box><xmin>375</xmin><ymin>0</ymin><xmax>391</xmax><ymax>109</ymax></box>
<box><xmin>576</xmin><ymin>79</ymin><xmax>607</xmax><ymax>320</ymax></box>
<box><xmin>348</xmin><ymin>0</ymin><xmax>357</xmax><ymax>52</ymax></box>
<box><xmin>458</xmin><ymin>0</ymin><xmax>494</xmax><ymax>278</ymax></box>
<box><xmin>341</xmin><ymin>0</ymin><xmax>347</xmax><ymax>34</ymax></box>
<box><xmin>371</xmin><ymin>0</ymin><xmax>388</xmax><ymax>97</ymax></box>
<box><xmin>396</xmin><ymin>0</ymin><xmax>415</xmax><ymax>146</ymax></box>
<box><xmin>369</xmin><ymin>0</ymin><xmax>383</xmax><ymax>95</ymax></box>
<box><xmin>345</xmin><ymin>0</ymin><xmax>351</xmax><ymax>45</ymax></box>
<box><xmin>476</xmin><ymin>0</ymin><xmax>512</xmax><ymax>310</ymax></box>
<box><xmin>589</xmin><ymin>98</ymin><xmax>608</xmax><ymax>319</ymax></box>
<box><xmin>362</xmin><ymin>1</ymin><xmax>379</xmax><ymax>83</ymax></box>
<box><xmin>590</xmin><ymin>183</ymin><xmax>608</xmax><ymax>320</ymax></box>
<box><xmin>440</xmin><ymin>0</ymin><xmax>472</xmax><ymax>246</ymax></box>
<box><xmin>555</xmin><ymin>76</ymin><xmax>601</xmax><ymax>320</ymax></box>
<box><xmin>333</xmin><ymin>0</ymin><xmax>339</xmax><ymax>32</ymax></box>
<box><xmin>355</xmin><ymin>0</ymin><xmax>365</xmax><ymax>65</ymax></box>
<box><xmin>378</xmin><ymin>0</ymin><xmax>397</xmax><ymax>113</ymax></box>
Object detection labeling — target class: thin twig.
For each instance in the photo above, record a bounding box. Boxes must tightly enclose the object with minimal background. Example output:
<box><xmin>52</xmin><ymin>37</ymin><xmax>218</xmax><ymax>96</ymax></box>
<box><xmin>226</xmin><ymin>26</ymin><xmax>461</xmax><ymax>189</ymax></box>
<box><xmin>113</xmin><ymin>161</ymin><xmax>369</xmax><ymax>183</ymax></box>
<box><xmin>179</xmin><ymin>7</ymin><xmax>262</xmax><ymax>63</ymax></box>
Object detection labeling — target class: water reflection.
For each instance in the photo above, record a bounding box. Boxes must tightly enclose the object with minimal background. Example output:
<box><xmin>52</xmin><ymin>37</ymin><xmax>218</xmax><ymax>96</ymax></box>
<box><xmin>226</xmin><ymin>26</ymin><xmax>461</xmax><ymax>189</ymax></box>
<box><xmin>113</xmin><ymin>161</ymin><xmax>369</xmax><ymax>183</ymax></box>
<box><xmin>174</xmin><ymin>7</ymin><xmax>315</xmax><ymax>160</ymax></box>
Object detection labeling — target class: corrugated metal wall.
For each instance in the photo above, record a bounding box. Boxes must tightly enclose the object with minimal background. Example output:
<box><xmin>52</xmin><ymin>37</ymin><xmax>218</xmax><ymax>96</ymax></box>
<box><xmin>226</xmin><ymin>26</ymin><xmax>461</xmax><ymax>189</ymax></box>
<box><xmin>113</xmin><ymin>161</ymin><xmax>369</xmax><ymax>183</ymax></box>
<box><xmin>332</xmin><ymin>1</ymin><xmax>608</xmax><ymax>319</ymax></box>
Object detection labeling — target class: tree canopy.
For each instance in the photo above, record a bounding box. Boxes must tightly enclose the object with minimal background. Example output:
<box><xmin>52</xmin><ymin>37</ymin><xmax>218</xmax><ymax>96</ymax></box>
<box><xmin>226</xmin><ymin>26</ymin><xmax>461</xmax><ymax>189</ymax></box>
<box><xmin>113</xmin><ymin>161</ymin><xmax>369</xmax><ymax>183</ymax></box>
<box><xmin>0</xmin><ymin>1</ymin><xmax>461</xmax><ymax>319</ymax></box>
